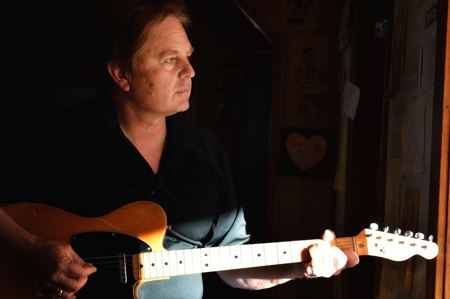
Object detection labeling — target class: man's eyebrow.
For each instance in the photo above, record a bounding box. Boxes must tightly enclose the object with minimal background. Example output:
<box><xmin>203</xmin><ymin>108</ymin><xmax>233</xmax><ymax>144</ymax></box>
<box><xmin>157</xmin><ymin>47</ymin><xmax>195</xmax><ymax>60</ymax></box>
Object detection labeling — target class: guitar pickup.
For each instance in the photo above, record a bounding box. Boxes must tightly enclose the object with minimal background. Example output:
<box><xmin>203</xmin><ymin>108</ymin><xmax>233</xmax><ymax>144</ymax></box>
<box><xmin>119</xmin><ymin>252</ymin><xmax>127</xmax><ymax>284</ymax></box>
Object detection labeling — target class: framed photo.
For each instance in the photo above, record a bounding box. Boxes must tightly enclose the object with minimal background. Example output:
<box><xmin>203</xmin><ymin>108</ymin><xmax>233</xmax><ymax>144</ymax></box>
<box><xmin>215</xmin><ymin>100</ymin><xmax>245</xmax><ymax>124</ymax></box>
<box><xmin>215</xmin><ymin>64</ymin><xmax>248</xmax><ymax>93</ymax></box>
<box><xmin>278</xmin><ymin>127</ymin><xmax>334</xmax><ymax>178</ymax></box>
<box><xmin>288</xmin><ymin>35</ymin><xmax>330</xmax><ymax>94</ymax></box>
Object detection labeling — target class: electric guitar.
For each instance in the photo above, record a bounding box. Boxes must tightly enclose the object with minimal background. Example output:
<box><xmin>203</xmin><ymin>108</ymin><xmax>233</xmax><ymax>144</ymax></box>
<box><xmin>0</xmin><ymin>201</ymin><xmax>439</xmax><ymax>299</ymax></box>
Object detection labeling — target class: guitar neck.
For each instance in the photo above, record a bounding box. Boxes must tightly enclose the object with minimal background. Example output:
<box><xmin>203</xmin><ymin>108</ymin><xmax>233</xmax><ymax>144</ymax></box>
<box><xmin>133</xmin><ymin>237</ymin><xmax>355</xmax><ymax>280</ymax></box>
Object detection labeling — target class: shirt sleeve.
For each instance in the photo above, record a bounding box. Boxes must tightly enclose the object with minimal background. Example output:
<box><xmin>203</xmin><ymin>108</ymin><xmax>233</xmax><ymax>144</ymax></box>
<box><xmin>204</xmin><ymin>150</ymin><xmax>251</xmax><ymax>248</ymax></box>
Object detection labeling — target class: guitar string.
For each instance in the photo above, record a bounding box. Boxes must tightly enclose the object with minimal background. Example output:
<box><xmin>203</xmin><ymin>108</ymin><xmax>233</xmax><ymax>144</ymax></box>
<box><xmin>79</xmin><ymin>239</ymin><xmax>359</xmax><ymax>270</ymax></box>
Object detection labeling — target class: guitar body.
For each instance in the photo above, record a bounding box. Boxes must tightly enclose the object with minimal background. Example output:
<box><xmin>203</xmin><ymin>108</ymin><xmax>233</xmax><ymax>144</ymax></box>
<box><xmin>0</xmin><ymin>201</ymin><xmax>168</xmax><ymax>299</ymax></box>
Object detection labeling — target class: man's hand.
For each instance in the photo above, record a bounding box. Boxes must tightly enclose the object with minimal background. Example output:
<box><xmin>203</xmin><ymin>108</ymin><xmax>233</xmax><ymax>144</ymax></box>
<box><xmin>26</xmin><ymin>237</ymin><xmax>97</xmax><ymax>299</ymax></box>
<box><xmin>302</xmin><ymin>229</ymin><xmax>359</xmax><ymax>278</ymax></box>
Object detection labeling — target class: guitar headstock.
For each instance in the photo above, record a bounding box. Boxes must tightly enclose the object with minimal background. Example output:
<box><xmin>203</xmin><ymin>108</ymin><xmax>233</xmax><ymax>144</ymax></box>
<box><xmin>353</xmin><ymin>223</ymin><xmax>439</xmax><ymax>261</ymax></box>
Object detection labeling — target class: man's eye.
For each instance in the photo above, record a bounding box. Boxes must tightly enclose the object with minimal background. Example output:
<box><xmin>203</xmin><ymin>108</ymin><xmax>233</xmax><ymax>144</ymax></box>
<box><xmin>165</xmin><ymin>58</ymin><xmax>175</xmax><ymax>64</ymax></box>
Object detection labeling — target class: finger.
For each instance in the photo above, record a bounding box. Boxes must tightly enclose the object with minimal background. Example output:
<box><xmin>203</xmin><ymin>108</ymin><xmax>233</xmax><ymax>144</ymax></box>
<box><xmin>330</xmin><ymin>246</ymin><xmax>348</xmax><ymax>272</ymax></box>
<box><xmin>58</xmin><ymin>273</ymin><xmax>89</xmax><ymax>294</ymax></box>
<box><xmin>323</xmin><ymin>229</ymin><xmax>336</xmax><ymax>242</ymax></box>
<box><xmin>342</xmin><ymin>249</ymin><xmax>360</xmax><ymax>268</ymax></box>
<box><xmin>65</xmin><ymin>262</ymin><xmax>97</xmax><ymax>279</ymax></box>
<box><xmin>51</xmin><ymin>289</ymin><xmax>76</xmax><ymax>299</ymax></box>
<box><xmin>308</xmin><ymin>245</ymin><xmax>333</xmax><ymax>277</ymax></box>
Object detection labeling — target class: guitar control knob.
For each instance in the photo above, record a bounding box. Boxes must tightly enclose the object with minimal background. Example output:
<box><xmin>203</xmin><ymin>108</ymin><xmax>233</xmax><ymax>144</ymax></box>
<box><xmin>394</xmin><ymin>228</ymin><xmax>401</xmax><ymax>235</ymax></box>
<box><xmin>383</xmin><ymin>226</ymin><xmax>389</xmax><ymax>232</ymax></box>
<box><xmin>428</xmin><ymin>235</ymin><xmax>434</xmax><ymax>242</ymax></box>
<box><xmin>405</xmin><ymin>230</ymin><xmax>414</xmax><ymax>238</ymax></box>
<box><xmin>415</xmin><ymin>232</ymin><xmax>424</xmax><ymax>240</ymax></box>
<box><xmin>370</xmin><ymin>223</ymin><xmax>379</xmax><ymax>230</ymax></box>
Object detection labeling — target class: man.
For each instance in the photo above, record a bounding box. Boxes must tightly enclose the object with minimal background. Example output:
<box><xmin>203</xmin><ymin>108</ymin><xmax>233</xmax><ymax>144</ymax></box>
<box><xmin>0</xmin><ymin>0</ymin><xmax>359</xmax><ymax>298</ymax></box>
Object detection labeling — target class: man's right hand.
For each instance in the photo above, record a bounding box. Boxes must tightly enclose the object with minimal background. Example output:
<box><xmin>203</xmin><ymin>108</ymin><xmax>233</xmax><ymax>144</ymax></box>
<box><xmin>25</xmin><ymin>236</ymin><xmax>97</xmax><ymax>299</ymax></box>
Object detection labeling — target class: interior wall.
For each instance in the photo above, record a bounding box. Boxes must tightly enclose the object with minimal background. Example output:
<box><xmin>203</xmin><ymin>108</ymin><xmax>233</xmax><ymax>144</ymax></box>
<box><xmin>378</xmin><ymin>0</ymin><xmax>440</xmax><ymax>299</ymax></box>
<box><xmin>235</xmin><ymin>0</ymin><xmax>344</xmax><ymax>298</ymax></box>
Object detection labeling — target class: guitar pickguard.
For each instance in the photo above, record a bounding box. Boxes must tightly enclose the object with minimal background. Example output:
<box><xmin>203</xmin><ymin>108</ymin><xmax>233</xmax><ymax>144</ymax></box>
<box><xmin>71</xmin><ymin>231</ymin><xmax>151</xmax><ymax>299</ymax></box>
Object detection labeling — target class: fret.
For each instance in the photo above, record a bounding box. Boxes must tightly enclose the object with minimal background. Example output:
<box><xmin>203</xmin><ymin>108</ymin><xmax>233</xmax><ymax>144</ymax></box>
<box><xmin>192</xmin><ymin>248</ymin><xmax>202</xmax><ymax>274</ymax></box>
<box><xmin>277</xmin><ymin>241</ymin><xmax>294</xmax><ymax>264</ymax></box>
<box><xmin>209</xmin><ymin>247</ymin><xmax>221</xmax><ymax>271</ymax></box>
<box><xmin>183</xmin><ymin>249</ymin><xmax>193</xmax><ymax>275</ymax></box>
<box><xmin>161</xmin><ymin>251</ymin><xmax>170</xmax><ymax>277</ymax></box>
<box><xmin>251</xmin><ymin>243</ymin><xmax>266</xmax><ymax>267</ymax></box>
<box><xmin>168</xmin><ymin>250</ymin><xmax>177</xmax><ymax>276</ymax></box>
<box><xmin>219</xmin><ymin>246</ymin><xmax>231</xmax><ymax>271</ymax></box>
<box><xmin>230</xmin><ymin>245</ymin><xmax>243</xmax><ymax>269</ymax></box>
<box><xmin>291</xmin><ymin>241</ymin><xmax>307</xmax><ymax>263</ymax></box>
<box><xmin>241</xmin><ymin>244</ymin><xmax>255</xmax><ymax>268</ymax></box>
<box><xmin>155</xmin><ymin>252</ymin><xmax>163</xmax><ymax>278</ymax></box>
<box><xmin>176</xmin><ymin>250</ymin><xmax>186</xmax><ymax>276</ymax></box>
<box><xmin>264</xmin><ymin>243</ymin><xmax>279</xmax><ymax>266</ymax></box>
<box><xmin>141</xmin><ymin>250</ymin><xmax>149</xmax><ymax>279</ymax></box>
<box><xmin>200</xmin><ymin>248</ymin><xmax>212</xmax><ymax>273</ymax></box>
<box><xmin>149</xmin><ymin>252</ymin><xmax>157</xmax><ymax>278</ymax></box>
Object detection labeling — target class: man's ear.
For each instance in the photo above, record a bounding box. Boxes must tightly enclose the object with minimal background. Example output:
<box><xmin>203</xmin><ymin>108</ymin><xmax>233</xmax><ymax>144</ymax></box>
<box><xmin>107</xmin><ymin>61</ymin><xmax>130</xmax><ymax>91</ymax></box>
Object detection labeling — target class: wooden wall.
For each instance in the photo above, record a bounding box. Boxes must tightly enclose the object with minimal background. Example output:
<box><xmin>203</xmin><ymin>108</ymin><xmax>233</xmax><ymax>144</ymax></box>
<box><xmin>234</xmin><ymin>0</ymin><xmax>343</xmax><ymax>298</ymax></box>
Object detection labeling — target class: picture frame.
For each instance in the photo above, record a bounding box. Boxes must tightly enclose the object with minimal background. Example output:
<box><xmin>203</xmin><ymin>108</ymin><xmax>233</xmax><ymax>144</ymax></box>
<box><xmin>278</xmin><ymin>127</ymin><xmax>334</xmax><ymax>178</ymax></box>
<box><xmin>215</xmin><ymin>64</ymin><xmax>248</xmax><ymax>93</ymax></box>
<box><xmin>214</xmin><ymin>100</ymin><xmax>245</xmax><ymax>124</ymax></box>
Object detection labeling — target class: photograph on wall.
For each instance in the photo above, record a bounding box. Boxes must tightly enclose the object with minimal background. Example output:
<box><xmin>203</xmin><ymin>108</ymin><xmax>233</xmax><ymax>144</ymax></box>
<box><xmin>214</xmin><ymin>100</ymin><xmax>245</xmax><ymax>124</ymax></box>
<box><xmin>215</xmin><ymin>64</ymin><xmax>248</xmax><ymax>93</ymax></box>
<box><xmin>282</xmin><ymin>0</ymin><xmax>321</xmax><ymax>30</ymax></box>
<box><xmin>278</xmin><ymin>127</ymin><xmax>333</xmax><ymax>178</ymax></box>
<box><xmin>288</xmin><ymin>35</ymin><xmax>330</xmax><ymax>95</ymax></box>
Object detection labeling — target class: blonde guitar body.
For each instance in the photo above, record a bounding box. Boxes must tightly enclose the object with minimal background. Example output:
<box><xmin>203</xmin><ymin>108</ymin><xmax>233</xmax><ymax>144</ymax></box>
<box><xmin>1</xmin><ymin>201</ymin><xmax>167</xmax><ymax>299</ymax></box>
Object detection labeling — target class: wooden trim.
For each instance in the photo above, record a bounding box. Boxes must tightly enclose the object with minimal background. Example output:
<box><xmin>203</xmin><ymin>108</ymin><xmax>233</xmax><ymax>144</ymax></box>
<box><xmin>431</xmin><ymin>0</ymin><xmax>450</xmax><ymax>298</ymax></box>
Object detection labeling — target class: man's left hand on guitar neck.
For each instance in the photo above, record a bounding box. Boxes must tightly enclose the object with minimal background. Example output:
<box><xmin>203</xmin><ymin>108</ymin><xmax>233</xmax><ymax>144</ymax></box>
<box><xmin>217</xmin><ymin>229</ymin><xmax>359</xmax><ymax>290</ymax></box>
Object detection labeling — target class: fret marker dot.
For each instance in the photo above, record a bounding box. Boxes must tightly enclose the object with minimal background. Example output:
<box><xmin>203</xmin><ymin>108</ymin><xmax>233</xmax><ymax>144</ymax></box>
<box><xmin>234</xmin><ymin>255</ymin><xmax>238</xmax><ymax>259</ymax></box>
<box><xmin>283</xmin><ymin>251</ymin><xmax>287</xmax><ymax>254</ymax></box>
<box><xmin>179</xmin><ymin>261</ymin><xmax>183</xmax><ymax>264</ymax></box>
<box><xmin>205</xmin><ymin>263</ymin><xmax>209</xmax><ymax>267</ymax></box>
<box><xmin>164</xmin><ymin>262</ymin><xmax>168</xmax><ymax>266</ymax></box>
<box><xmin>151</xmin><ymin>263</ymin><xmax>155</xmax><ymax>267</ymax></box>
<box><xmin>257</xmin><ymin>254</ymin><xmax>261</xmax><ymax>257</ymax></box>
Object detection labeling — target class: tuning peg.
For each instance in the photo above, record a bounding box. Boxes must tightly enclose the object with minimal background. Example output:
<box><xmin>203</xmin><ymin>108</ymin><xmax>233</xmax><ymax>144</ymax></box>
<box><xmin>405</xmin><ymin>230</ymin><xmax>414</xmax><ymax>237</ymax></box>
<box><xmin>415</xmin><ymin>232</ymin><xmax>424</xmax><ymax>240</ymax></box>
<box><xmin>370</xmin><ymin>223</ymin><xmax>379</xmax><ymax>230</ymax></box>
<box><xmin>394</xmin><ymin>228</ymin><xmax>401</xmax><ymax>235</ymax></box>
<box><xmin>383</xmin><ymin>226</ymin><xmax>389</xmax><ymax>232</ymax></box>
<box><xmin>428</xmin><ymin>235</ymin><xmax>434</xmax><ymax>242</ymax></box>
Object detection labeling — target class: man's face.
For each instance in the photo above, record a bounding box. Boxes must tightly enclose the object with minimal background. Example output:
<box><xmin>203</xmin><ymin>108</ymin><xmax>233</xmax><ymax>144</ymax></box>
<box><xmin>125</xmin><ymin>16</ymin><xmax>195</xmax><ymax>118</ymax></box>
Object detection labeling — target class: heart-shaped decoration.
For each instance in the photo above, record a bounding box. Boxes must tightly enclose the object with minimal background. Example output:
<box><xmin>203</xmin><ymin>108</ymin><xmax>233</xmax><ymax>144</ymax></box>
<box><xmin>285</xmin><ymin>133</ymin><xmax>327</xmax><ymax>170</ymax></box>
